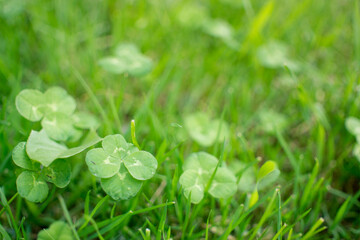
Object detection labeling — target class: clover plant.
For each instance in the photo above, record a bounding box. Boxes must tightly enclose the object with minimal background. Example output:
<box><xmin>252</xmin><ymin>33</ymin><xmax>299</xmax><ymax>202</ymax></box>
<box><xmin>85</xmin><ymin>134</ymin><xmax>158</xmax><ymax>200</ymax></box>
<box><xmin>184</xmin><ymin>112</ymin><xmax>229</xmax><ymax>147</ymax></box>
<box><xmin>179</xmin><ymin>152</ymin><xmax>237</xmax><ymax>204</ymax></box>
<box><xmin>13</xmin><ymin>86</ymin><xmax>159</xmax><ymax>203</ymax></box>
<box><xmin>98</xmin><ymin>43</ymin><xmax>153</xmax><ymax>77</ymax></box>
<box><xmin>345</xmin><ymin>116</ymin><xmax>360</xmax><ymax>163</ymax></box>
<box><xmin>16</xmin><ymin>87</ymin><xmax>99</xmax><ymax>142</ymax></box>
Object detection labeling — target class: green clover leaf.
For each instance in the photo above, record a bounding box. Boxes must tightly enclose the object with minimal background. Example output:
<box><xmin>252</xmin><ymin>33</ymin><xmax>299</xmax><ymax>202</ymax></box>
<box><xmin>42</xmin><ymin>159</ymin><xmax>71</xmax><ymax>188</ymax></box>
<box><xmin>102</xmin><ymin>134</ymin><xmax>130</xmax><ymax>158</ymax></box>
<box><xmin>12</xmin><ymin>142</ymin><xmax>41</xmax><ymax>171</ymax></box>
<box><xmin>16</xmin><ymin>171</ymin><xmax>49</xmax><ymax>203</ymax></box>
<box><xmin>86</xmin><ymin>148</ymin><xmax>121</xmax><ymax>178</ymax></box>
<box><xmin>123</xmin><ymin>151</ymin><xmax>158</xmax><ymax>180</ymax></box>
<box><xmin>15</xmin><ymin>89</ymin><xmax>45</xmax><ymax>121</ymax></box>
<box><xmin>179</xmin><ymin>169</ymin><xmax>206</xmax><ymax>204</ymax></box>
<box><xmin>41</xmin><ymin>112</ymin><xmax>82</xmax><ymax>142</ymax></box>
<box><xmin>26</xmin><ymin>130</ymin><xmax>101</xmax><ymax>167</ymax></box>
<box><xmin>100</xmin><ymin>163</ymin><xmax>143</xmax><ymax>200</ymax></box>
<box><xmin>42</xmin><ymin>87</ymin><xmax>76</xmax><ymax>115</ymax></box>
<box><xmin>72</xmin><ymin>111</ymin><xmax>100</xmax><ymax>130</ymax></box>
<box><xmin>26</xmin><ymin>130</ymin><xmax>68</xmax><ymax>167</ymax></box>
<box><xmin>208</xmin><ymin>167</ymin><xmax>237</xmax><ymax>199</ymax></box>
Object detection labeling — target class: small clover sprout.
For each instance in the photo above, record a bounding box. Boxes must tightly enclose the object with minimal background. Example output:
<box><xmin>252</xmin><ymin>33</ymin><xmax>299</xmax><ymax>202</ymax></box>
<box><xmin>37</xmin><ymin>221</ymin><xmax>74</xmax><ymax>240</ymax></box>
<box><xmin>184</xmin><ymin>112</ymin><xmax>229</xmax><ymax>147</ymax></box>
<box><xmin>179</xmin><ymin>152</ymin><xmax>237</xmax><ymax>204</ymax></box>
<box><xmin>15</xmin><ymin>87</ymin><xmax>99</xmax><ymax>142</ymax></box>
<box><xmin>98</xmin><ymin>43</ymin><xmax>153</xmax><ymax>77</ymax></box>
<box><xmin>85</xmin><ymin>134</ymin><xmax>158</xmax><ymax>200</ymax></box>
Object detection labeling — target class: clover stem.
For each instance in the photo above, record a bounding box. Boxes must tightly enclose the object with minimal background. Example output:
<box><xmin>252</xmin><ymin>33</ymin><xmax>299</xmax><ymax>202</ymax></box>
<box><xmin>131</xmin><ymin>120</ymin><xmax>141</xmax><ymax>150</ymax></box>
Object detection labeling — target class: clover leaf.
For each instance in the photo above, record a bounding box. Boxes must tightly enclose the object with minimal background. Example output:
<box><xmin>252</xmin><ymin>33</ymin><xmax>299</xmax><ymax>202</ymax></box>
<box><xmin>12</xmin><ymin>142</ymin><xmax>41</xmax><ymax>171</ymax></box>
<box><xmin>15</xmin><ymin>89</ymin><xmax>45</xmax><ymax>121</ymax></box>
<box><xmin>42</xmin><ymin>159</ymin><xmax>71</xmax><ymax>188</ymax></box>
<box><xmin>16</xmin><ymin>171</ymin><xmax>49</xmax><ymax>203</ymax></box>
<box><xmin>42</xmin><ymin>87</ymin><xmax>76</xmax><ymax>115</ymax></box>
<box><xmin>101</xmin><ymin>163</ymin><xmax>143</xmax><ymax>200</ymax></box>
<box><xmin>86</xmin><ymin>148</ymin><xmax>121</xmax><ymax>178</ymax></box>
<box><xmin>179</xmin><ymin>169</ymin><xmax>206</xmax><ymax>204</ymax></box>
<box><xmin>37</xmin><ymin>221</ymin><xmax>74</xmax><ymax>240</ymax></box>
<box><xmin>123</xmin><ymin>151</ymin><xmax>158</xmax><ymax>180</ymax></box>
<box><xmin>102</xmin><ymin>134</ymin><xmax>130</xmax><ymax>158</ymax></box>
<box><xmin>41</xmin><ymin>112</ymin><xmax>82</xmax><ymax>142</ymax></box>
<box><xmin>26</xmin><ymin>130</ymin><xmax>101</xmax><ymax>167</ymax></box>
<box><xmin>184</xmin><ymin>113</ymin><xmax>229</xmax><ymax>147</ymax></box>
<box><xmin>208</xmin><ymin>167</ymin><xmax>237</xmax><ymax>199</ymax></box>
<box><xmin>72</xmin><ymin>111</ymin><xmax>100</xmax><ymax>130</ymax></box>
<box><xmin>98</xmin><ymin>43</ymin><xmax>153</xmax><ymax>77</ymax></box>
<box><xmin>26</xmin><ymin>130</ymin><xmax>68</xmax><ymax>167</ymax></box>
<box><xmin>179</xmin><ymin>152</ymin><xmax>236</xmax><ymax>204</ymax></box>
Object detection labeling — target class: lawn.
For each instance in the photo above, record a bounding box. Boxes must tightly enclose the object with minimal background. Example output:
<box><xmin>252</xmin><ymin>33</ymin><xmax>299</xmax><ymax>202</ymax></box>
<box><xmin>0</xmin><ymin>0</ymin><xmax>359</xmax><ymax>239</ymax></box>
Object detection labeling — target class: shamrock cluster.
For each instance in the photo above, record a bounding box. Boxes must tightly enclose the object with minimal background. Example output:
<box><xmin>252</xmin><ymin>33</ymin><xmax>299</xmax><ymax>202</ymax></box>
<box><xmin>12</xmin><ymin>87</ymin><xmax>101</xmax><ymax>202</ymax></box>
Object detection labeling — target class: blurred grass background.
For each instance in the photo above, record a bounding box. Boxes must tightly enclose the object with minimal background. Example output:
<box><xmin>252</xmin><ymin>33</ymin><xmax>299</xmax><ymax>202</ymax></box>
<box><xmin>0</xmin><ymin>0</ymin><xmax>360</xmax><ymax>239</ymax></box>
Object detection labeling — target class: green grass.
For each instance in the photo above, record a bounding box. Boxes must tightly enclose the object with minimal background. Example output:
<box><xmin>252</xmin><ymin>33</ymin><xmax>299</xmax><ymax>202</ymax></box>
<box><xmin>1</xmin><ymin>0</ymin><xmax>360</xmax><ymax>239</ymax></box>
